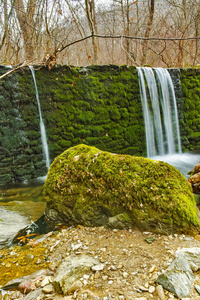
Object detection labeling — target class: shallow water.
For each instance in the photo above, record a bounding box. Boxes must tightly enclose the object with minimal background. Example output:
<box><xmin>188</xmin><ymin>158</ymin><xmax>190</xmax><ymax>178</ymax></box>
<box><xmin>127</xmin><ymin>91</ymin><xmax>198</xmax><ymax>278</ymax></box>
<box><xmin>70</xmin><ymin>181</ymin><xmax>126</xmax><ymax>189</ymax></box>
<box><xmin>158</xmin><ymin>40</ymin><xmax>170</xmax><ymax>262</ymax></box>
<box><xmin>0</xmin><ymin>178</ymin><xmax>46</xmax><ymax>248</ymax></box>
<box><xmin>151</xmin><ymin>152</ymin><xmax>200</xmax><ymax>178</ymax></box>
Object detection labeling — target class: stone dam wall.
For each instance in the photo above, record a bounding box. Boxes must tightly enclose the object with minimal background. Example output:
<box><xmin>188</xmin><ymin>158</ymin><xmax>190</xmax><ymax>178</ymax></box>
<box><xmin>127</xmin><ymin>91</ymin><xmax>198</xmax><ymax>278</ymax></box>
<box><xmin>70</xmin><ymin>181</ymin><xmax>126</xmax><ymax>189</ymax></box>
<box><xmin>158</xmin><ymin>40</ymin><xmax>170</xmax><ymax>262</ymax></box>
<box><xmin>0</xmin><ymin>65</ymin><xmax>200</xmax><ymax>186</ymax></box>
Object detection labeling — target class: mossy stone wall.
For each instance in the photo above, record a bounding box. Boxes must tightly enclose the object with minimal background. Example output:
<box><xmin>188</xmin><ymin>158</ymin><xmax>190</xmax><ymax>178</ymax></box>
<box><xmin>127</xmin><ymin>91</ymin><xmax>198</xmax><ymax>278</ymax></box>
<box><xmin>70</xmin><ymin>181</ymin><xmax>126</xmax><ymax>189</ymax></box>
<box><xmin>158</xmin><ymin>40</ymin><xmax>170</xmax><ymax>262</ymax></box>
<box><xmin>1</xmin><ymin>65</ymin><xmax>200</xmax><ymax>186</ymax></box>
<box><xmin>0</xmin><ymin>65</ymin><xmax>144</xmax><ymax>186</ymax></box>
<box><xmin>180</xmin><ymin>68</ymin><xmax>200</xmax><ymax>151</ymax></box>
<box><xmin>33</xmin><ymin>65</ymin><xmax>144</xmax><ymax>159</ymax></box>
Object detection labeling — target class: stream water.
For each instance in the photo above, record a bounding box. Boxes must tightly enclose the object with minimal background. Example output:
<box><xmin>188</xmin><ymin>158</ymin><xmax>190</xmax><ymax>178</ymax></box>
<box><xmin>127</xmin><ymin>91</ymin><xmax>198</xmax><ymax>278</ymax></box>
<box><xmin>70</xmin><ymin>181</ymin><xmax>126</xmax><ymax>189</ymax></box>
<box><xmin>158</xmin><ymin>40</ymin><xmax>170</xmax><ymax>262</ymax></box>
<box><xmin>0</xmin><ymin>178</ymin><xmax>46</xmax><ymax>248</ymax></box>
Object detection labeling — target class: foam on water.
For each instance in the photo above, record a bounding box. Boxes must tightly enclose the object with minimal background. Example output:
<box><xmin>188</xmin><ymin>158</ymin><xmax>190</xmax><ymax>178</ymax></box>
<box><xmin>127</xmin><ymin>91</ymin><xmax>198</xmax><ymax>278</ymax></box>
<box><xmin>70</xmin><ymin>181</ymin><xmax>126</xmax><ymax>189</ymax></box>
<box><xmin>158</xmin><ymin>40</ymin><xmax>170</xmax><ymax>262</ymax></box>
<box><xmin>151</xmin><ymin>153</ymin><xmax>200</xmax><ymax>178</ymax></box>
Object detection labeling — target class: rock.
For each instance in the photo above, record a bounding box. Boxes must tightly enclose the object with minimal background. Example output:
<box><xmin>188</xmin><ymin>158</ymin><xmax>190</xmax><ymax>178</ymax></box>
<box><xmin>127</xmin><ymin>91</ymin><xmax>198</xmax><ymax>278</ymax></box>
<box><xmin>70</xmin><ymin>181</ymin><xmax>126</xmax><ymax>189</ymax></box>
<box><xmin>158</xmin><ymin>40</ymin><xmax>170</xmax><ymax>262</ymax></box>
<box><xmin>40</xmin><ymin>276</ymin><xmax>52</xmax><ymax>287</ymax></box>
<box><xmin>156</xmin><ymin>285</ymin><xmax>165</xmax><ymax>300</ymax></box>
<box><xmin>18</xmin><ymin>280</ymin><xmax>36</xmax><ymax>294</ymax></box>
<box><xmin>43</xmin><ymin>144</ymin><xmax>199</xmax><ymax>235</ymax></box>
<box><xmin>67</xmin><ymin>280</ymin><xmax>82</xmax><ymax>294</ymax></box>
<box><xmin>2</xmin><ymin>269</ymin><xmax>48</xmax><ymax>291</ymax></box>
<box><xmin>156</xmin><ymin>256</ymin><xmax>194</xmax><ymax>298</ymax></box>
<box><xmin>42</xmin><ymin>283</ymin><xmax>54</xmax><ymax>294</ymax></box>
<box><xmin>176</xmin><ymin>247</ymin><xmax>200</xmax><ymax>271</ymax></box>
<box><xmin>18</xmin><ymin>288</ymin><xmax>43</xmax><ymax>300</ymax></box>
<box><xmin>108</xmin><ymin>213</ymin><xmax>131</xmax><ymax>229</ymax></box>
<box><xmin>148</xmin><ymin>285</ymin><xmax>155</xmax><ymax>293</ymax></box>
<box><xmin>91</xmin><ymin>264</ymin><xmax>104</xmax><ymax>271</ymax></box>
<box><xmin>53</xmin><ymin>254</ymin><xmax>99</xmax><ymax>294</ymax></box>
<box><xmin>195</xmin><ymin>284</ymin><xmax>200</xmax><ymax>295</ymax></box>
<box><xmin>24</xmin><ymin>254</ymin><xmax>34</xmax><ymax>264</ymax></box>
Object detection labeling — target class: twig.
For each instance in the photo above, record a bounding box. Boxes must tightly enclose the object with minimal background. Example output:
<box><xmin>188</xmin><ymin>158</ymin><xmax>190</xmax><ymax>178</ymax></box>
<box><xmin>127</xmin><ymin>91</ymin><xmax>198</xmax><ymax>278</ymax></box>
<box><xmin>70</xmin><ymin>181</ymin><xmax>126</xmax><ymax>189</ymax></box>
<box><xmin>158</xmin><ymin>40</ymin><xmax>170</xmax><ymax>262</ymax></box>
<box><xmin>120</xmin><ymin>37</ymin><xmax>140</xmax><ymax>66</ymax></box>
<box><xmin>0</xmin><ymin>59</ymin><xmax>35</xmax><ymax>80</ymax></box>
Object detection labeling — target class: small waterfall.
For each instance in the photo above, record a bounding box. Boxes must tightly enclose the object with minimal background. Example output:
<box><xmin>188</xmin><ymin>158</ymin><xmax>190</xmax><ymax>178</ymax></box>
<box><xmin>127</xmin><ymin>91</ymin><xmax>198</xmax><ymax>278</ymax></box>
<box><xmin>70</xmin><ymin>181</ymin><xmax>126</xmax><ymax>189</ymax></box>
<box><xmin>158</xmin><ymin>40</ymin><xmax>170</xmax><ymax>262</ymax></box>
<box><xmin>137</xmin><ymin>67</ymin><xmax>182</xmax><ymax>157</ymax></box>
<box><xmin>29</xmin><ymin>66</ymin><xmax>50</xmax><ymax>170</ymax></box>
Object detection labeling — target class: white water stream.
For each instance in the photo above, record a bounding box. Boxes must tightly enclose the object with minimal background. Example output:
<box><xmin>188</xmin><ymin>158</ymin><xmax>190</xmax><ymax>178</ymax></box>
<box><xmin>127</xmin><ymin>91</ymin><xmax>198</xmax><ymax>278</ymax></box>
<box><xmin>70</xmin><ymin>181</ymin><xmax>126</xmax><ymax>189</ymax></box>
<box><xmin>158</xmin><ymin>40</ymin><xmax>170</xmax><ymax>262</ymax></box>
<box><xmin>29</xmin><ymin>66</ymin><xmax>50</xmax><ymax>170</ymax></box>
<box><xmin>137</xmin><ymin>67</ymin><xmax>182</xmax><ymax>157</ymax></box>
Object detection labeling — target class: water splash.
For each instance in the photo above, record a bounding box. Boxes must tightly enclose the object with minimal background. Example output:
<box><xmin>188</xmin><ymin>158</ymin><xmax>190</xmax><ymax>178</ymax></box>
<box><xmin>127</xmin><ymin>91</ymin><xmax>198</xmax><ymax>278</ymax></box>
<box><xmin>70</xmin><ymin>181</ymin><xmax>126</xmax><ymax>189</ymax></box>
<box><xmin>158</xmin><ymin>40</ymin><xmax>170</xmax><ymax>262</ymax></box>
<box><xmin>29</xmin><ymin>66</ymin><xmax>50</xmax><ymax>170</ymax></box>
<box><xmin>137</xmin><ymin>67</ymin><xmax>182</xmax><ymax>157</ymax></box>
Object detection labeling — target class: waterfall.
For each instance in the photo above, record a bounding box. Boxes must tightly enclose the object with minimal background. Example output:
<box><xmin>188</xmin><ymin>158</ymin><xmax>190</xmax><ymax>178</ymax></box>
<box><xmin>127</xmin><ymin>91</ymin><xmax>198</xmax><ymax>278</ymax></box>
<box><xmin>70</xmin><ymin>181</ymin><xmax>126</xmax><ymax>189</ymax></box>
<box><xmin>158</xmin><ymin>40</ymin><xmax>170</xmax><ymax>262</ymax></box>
<box><xmin>29</xmin><ymin>66</ymin><xmax>50</xmax><ymax>170</ymax></box>
<box><xmin>137</xmin><ymin>67</ymin><xmax>182</xmax><ymax>157</ymax></box>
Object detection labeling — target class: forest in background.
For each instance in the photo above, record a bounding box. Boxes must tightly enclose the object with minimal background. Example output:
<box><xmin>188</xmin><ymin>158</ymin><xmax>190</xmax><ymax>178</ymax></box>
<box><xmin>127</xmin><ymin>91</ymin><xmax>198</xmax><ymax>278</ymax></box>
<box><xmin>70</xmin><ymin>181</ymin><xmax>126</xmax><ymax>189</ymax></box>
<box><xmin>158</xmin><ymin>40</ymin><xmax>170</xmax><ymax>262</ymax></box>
<box><xmin>0</xmin><ymin>0</ymin><xmax>200</xmax><ymax>68</ymax></box>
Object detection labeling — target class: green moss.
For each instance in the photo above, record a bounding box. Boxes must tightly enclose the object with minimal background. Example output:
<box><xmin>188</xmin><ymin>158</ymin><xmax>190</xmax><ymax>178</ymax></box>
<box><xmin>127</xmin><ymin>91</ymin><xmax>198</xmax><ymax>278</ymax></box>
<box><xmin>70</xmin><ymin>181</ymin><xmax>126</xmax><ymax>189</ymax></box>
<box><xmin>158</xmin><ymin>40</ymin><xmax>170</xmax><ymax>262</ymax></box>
<box><xmin>43</xmin><ymin>144</ymin><xmax>199</xmax><ymax>234</ymax></box>
<box><xmin>180</xmin><ymin>70</ymin><xmax>200</xmax><ymax>150</ymax></box>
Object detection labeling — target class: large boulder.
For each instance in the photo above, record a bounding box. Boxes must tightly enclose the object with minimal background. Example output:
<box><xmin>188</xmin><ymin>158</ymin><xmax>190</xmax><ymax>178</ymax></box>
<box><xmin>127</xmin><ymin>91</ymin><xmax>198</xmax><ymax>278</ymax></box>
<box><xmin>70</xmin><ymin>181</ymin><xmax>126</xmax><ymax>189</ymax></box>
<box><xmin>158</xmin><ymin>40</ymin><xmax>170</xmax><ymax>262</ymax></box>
<box><xmin>43</xmin><ymin>144</ymin><xmax>200</xmax><ymax>234</ymax></box>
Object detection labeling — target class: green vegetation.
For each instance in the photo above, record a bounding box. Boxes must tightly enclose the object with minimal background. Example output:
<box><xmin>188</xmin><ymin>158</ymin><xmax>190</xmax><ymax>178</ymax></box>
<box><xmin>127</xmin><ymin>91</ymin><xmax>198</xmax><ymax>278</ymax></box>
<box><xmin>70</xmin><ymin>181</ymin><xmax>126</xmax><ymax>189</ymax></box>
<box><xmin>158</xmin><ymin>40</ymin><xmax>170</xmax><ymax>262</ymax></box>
<box><xmin>180</xmin><ymin>68</ymin><xmax>200</xmax><ymax>150</ymax></box>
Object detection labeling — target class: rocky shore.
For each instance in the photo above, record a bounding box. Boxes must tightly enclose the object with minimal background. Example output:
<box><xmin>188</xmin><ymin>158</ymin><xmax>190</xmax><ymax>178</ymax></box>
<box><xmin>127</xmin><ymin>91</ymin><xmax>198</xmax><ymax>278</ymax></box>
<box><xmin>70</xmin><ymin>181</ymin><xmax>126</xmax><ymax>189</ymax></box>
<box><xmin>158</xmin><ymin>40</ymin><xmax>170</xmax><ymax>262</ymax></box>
<box><xmin>1</xmin><ymin>225</ymin><xmax>200</xmax><ymax>299</ymax></box>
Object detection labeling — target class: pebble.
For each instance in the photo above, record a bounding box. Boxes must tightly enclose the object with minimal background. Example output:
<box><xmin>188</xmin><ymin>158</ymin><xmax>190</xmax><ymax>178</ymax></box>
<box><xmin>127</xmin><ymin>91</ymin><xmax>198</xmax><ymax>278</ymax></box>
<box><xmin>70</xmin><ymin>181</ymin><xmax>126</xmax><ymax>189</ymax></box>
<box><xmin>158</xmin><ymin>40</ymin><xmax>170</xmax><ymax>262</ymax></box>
<box><xmin>196</xmin><ymin>284</ymin><xmax>200</xmax><ymax>295</ymax></box>
<box><xmin>156</xmin><ymin>284</ymin><xmax>165</xmax><ymax>300</ymax></box>
<box><xmin>92</xmin><ymin>264</ymin><xmax>104</xmax><ymax>271</ymax></box>
<box><xmin>138</xmin><ymin>285</ymin><xmax>148</xmax><ymax>292</ymax></box>
<box><xmin>148</xmin><ymin>265</ymin><xmax>156</xmax><ymax>273</ymax></box>
<box><xmin>67</xmin><ymin>280</ymin><xmax>83</xmax><ymax>294</ymax></box>
<box><xmin>42</xmin><ymin>283</ymin><xmax>54</xmax><ymax>294</ymax></box>
<box><xmin>24</xmin><ymin>254</ymin><xmax>34</xmax><ymax>263</ymax></box>
<box><xmin>122</xmin><ymin>272</ymin><xmax>129</xmax><ymax>278</ymax></box>
<box><xmin>41</xmin><ymin>276</ymin><xmax>52</xmax><ymax>287</ymax></box>
<box><xmin>148</xmin><ymin>285</ymin><xmax>155</xmax><ymax>293</ymax></box>
<box><xmin>108</xmin><ymin>280</ymin><xmax>113</xmax><ymax>284</ymax></box>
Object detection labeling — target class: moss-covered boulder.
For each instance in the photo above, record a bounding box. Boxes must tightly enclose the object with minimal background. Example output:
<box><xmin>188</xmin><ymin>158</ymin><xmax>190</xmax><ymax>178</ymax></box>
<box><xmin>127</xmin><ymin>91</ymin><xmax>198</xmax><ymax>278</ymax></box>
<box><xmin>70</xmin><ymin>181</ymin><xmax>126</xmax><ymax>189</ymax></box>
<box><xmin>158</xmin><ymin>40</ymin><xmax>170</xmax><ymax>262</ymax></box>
<box><xmin>43</xmin><ymin>144</ymin><xmax>200</xmax><ymax>234</ymax></box>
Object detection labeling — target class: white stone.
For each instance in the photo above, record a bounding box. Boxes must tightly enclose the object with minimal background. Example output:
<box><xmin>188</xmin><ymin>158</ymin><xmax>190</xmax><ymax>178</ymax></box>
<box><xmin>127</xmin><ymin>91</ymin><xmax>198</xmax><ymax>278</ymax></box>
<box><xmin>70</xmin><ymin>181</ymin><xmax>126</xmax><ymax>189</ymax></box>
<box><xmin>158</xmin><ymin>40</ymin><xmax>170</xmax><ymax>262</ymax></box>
<box><xmin>92</xmin><ymin>264</ymin><xmax>104</xmax><ymax>271</ymax></box>
<box><xmin>122</xmin><ymin>272</ymin><xmax>129</xmax><ymax>278</ymax></box>
<box><xmin>148</xmin><ymin>286</ymin><xmax>155</xmax><ymax>293</ymax></box>
<box><xmin>156</xmin><ymin>285</ymin><xmax>165</xmax><ymax>300</ymax></box>
<box><xmin>41</xmin><ymin>276</ymin><xmax>52</xmax><ymax>287</ymax></box>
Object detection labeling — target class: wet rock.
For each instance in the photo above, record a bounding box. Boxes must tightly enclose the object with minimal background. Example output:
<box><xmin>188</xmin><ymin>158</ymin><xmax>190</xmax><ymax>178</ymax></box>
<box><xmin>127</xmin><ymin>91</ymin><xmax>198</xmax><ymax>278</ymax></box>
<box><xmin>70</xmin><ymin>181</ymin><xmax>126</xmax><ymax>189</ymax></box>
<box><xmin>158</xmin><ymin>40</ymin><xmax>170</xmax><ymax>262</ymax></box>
<box><xmin>156</xmin><ymin>256</ymin><xmax>194</xmax><ymax>298</ymax></box>
<box><xmin>53</xmin><ymin>254</ymin><xmax>99</xmax><ymax>294</ymax></box>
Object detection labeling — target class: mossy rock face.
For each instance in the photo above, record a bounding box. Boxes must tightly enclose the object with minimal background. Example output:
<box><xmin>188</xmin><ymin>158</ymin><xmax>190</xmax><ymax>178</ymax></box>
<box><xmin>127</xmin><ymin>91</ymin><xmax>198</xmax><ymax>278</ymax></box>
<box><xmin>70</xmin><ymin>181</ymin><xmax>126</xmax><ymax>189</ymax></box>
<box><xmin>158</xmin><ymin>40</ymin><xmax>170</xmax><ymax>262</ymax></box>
<box><xmin>43</xmin><ymin>144</ymin><xmax>200</xmax><ymax>234</ymax></box>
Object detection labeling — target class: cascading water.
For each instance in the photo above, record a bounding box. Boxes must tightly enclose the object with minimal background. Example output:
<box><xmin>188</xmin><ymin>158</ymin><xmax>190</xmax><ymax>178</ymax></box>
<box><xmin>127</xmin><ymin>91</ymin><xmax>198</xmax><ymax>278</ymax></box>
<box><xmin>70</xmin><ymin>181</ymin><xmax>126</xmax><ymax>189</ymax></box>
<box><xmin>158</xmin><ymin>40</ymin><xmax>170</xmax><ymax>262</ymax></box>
<box><xmin>29</xmin><ymin>66</ymin><xmax>50</xmax><ymax>170</ymax></box>
<box><xmin>137</xmin><ymin>67</ymin><xmax>182</xmax><ymax>157</ymax></box>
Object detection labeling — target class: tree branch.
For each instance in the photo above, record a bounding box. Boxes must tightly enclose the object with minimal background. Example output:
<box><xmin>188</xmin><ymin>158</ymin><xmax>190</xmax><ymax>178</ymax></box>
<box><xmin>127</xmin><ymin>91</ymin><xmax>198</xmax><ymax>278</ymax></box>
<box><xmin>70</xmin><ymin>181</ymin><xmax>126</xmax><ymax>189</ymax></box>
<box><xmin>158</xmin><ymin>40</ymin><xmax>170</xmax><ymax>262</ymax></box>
<box><xmin>0</xmin><ymin>60</ymin><xmax>35</xmax><ymax>80</ymax></box>
<box><xmin>58</xmin><ymin>34</ymin><xmax>200</xmax><ymax>53</ymax></box>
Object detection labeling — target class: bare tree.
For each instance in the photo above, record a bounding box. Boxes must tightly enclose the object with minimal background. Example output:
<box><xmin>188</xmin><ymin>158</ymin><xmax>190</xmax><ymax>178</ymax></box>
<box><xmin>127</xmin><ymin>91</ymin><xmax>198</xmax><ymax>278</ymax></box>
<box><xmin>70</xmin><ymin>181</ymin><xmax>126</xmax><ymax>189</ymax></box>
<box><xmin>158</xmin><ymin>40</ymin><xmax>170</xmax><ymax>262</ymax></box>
<box><xmin>141</xmin><ymin>0</ymin><xmax>155</xmax><ymax>65</ymax></box>
<box><xmin>85</xmin><ymin>0</ymin><xmax>99</xmax><ymax>64</ymax></box>
<box><xmin>14</xmin><ymin>0</ymin><xmax>37</xmax><ymax>60</ymax></box>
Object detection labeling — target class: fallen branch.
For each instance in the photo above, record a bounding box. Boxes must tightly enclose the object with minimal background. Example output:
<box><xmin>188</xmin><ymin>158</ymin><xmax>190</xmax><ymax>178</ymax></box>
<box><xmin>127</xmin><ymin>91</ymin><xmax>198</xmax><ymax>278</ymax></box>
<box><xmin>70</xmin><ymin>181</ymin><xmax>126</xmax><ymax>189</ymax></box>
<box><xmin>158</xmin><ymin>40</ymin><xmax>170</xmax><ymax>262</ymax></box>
<box><xmin>0</xmin><ymin>59</ymin><xmax>36</xmax><ymax>80</ymax></box>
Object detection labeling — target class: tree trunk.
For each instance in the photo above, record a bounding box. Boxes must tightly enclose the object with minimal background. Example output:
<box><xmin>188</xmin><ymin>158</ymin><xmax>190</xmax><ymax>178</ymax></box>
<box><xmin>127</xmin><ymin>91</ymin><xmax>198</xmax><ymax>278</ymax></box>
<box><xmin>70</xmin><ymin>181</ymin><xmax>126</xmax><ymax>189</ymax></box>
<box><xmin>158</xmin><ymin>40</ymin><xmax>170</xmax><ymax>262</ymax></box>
<box><xmin>85</xmin><ymin>0</ymin><xmax>98</xmax><ymax>64</ymax></box>
<box><xmin>14</xmin><ymin>0</ymin><xmax>37</xmax><ymax>60</ymax></box>
<box><xmin>141</xmin><ymin>0</ymin><xmax>155</xmax><ymax>65</ymax></box>
<box><xmin>193</xmin><ymin>4</ymin><xmax>200</xmax><ymax>66</ymax></box>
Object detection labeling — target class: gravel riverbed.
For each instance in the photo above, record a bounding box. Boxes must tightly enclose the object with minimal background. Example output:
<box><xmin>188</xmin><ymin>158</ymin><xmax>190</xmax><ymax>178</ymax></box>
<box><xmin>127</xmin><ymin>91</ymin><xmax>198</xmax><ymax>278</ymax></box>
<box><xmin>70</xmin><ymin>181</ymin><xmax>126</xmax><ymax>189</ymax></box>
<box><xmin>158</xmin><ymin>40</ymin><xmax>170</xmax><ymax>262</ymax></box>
<box><xmin>1</xmin><ymin>226</ymin><xmax>200</xmax><ymax>300</ymax></box>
